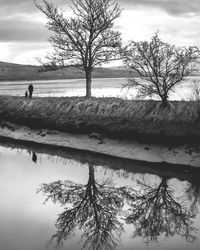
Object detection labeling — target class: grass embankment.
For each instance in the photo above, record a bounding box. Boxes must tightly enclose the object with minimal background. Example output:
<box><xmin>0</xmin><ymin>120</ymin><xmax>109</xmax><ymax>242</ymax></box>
<box><xmin>0</xmin><ymin>95</ymin><xmax>200</xmax><ymax>145</ymax></box>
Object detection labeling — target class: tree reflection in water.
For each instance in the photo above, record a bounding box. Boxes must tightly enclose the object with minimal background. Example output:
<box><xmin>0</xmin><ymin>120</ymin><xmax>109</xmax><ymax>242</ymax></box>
<box><xmin>122</xmin><ymin>176</ymin><xmax>197</xmax><ymax>244</ymax></box>
<box><xmin>38</xmin><ymin>164</ymin><xmax>124</xmax><ymax>250</ymax></box>
<box><xmin>37</xmin><ymin>151</ymin><xmax>199</xmax><ymax>249</ymax></box>
<box><xmin>186</xmin><ymin>176</ymin><xmax>200</xmax><ymax>213</ymax></box>
<box><xmin>27</xmin><ymin>150</ymin><xmax>37</xmax><ymax>163</ymax></box>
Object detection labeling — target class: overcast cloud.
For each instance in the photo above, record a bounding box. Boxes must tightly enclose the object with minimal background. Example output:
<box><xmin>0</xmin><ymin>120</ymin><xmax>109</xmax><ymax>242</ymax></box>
<box><xmin>1</xmin><ymin>0</ymin><xmax>200</xmax><ymax>64</ymax></box>
<box><xmin>120</xmin><ymin>0</ymin><xmax>200</xmax><ymax>16</ymax></box>
<box><xmin>1</xmin><ymin>0</ymin><xmax>200</xmax><ymax>16</ymax></box>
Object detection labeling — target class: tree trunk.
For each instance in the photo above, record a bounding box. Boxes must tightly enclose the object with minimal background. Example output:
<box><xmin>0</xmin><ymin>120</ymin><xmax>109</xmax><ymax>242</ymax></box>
<box><xmin>88</xmin><ymin>164</ymin><xmax>95</xmax><ymax>186</ymax></box>
<box><xmin>161</xmin><ymin>94</ymin><xmax>168</xmax><ymax>107</ymax></box>
<box><xmin>85</xmin><ymin>70</ymin><xmax>92</xmax><ymax>98</ymax></box>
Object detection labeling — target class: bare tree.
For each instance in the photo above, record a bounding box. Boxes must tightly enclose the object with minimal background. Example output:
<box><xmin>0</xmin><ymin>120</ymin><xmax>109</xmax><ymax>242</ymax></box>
<box><xmin>36</xmin><ymin>57</ymin><xmax>60</xmax><ymax>72</ymax></box>
<box><xmin>121</xmin><ymin>176</ymin><xmax>196</xmax><ymax>243</ymax></box>
<box><xmin>38</xmin><ymin>164</ymin><xmax>124</xmax><ymax>250</ymax></box>
<box><xmin>123</xmin><ymin>33</ymin><xmax>200</xmax><ymax>106</ymax></box>
<box><xmin>35</xmin><ymin>0</ymin><xmax>122</xmax><ymax>97</ymax></box>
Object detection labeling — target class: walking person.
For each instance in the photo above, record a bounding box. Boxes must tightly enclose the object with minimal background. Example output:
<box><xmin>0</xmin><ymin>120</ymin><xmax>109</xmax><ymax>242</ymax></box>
<box><xmin>28</xmin><ymin>83</ymin><xmax>34</xmax><ymax>98</ymax></box>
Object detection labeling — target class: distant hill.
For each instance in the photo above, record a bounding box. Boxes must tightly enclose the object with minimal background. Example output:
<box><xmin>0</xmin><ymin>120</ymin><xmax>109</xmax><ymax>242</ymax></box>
<box><xmin>0</xmin><ymin>61</ymin><xmax>128</xmax><ymax>81</ymax></box>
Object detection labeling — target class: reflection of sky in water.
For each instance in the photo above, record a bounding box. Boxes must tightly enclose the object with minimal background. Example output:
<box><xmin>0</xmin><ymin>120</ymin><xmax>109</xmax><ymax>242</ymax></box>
<box><xmin>0</xmin><ymin>147</ymin><xmax>88</xmax><ymax>250</ymax></box>
<box><xmin>0</xmin><ymin>145</ymin><xmax>200</xmax><ymax>250</ymax></box>
<box><xmin>0</xmin><ymin>77</ymin><xmax>200</xmax><ymax>100</ymax></box>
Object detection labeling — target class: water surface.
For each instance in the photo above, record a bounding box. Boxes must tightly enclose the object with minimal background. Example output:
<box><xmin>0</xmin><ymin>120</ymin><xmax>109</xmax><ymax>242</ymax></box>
<box><xmin>0</xmin><ymin>139</ymin><xmax>200</xmax><ymax>250</ymax></box>
<box><xmin>0</xmin><ymin>77</ymin><xmax>200</xmax><ymax>100</ymax></box>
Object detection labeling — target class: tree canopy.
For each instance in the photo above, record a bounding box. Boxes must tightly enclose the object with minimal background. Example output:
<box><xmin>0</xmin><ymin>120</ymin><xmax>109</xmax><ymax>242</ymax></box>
<box><xmin>38</xmin><ymin>164</ymin><xmax>124</xmax><ymax>250</ymax></box>
<box><xmin>123</xmin><ymin>33</ymin><xmax>200</xmax><ymax>106</ymax></box>
<box><xmin>35</xmin><ymin>0</ymin><xmax>122</xmax><ymax>97</ymax></box>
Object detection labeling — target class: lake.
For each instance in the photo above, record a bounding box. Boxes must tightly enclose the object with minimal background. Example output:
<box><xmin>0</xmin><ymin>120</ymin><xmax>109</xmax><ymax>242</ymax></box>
<box><xmin>0</xmin><ymin>77</ymin><xmax>200</xmax><ymax>100</ymax></box>
<box><xmin>1</xmin><ymin>77</ymin><xmax>200</xmax><ymax>250</ymax></box>
<box><xmin>0</xmin><ymin>138</ymin><xmax>200</xmax><ymax>250</ymax></box>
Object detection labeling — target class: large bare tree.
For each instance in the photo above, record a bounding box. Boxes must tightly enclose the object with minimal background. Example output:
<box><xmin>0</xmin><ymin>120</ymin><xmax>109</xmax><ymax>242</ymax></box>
<box><xmin>35</xmin><ymin>0</ymin><xmax>122</xmax><ymax>97</ymax></box>
<box><xmin>123</xmin><ymin>33</ymin><xmax>200</xmax><ymax>106</ymax></box>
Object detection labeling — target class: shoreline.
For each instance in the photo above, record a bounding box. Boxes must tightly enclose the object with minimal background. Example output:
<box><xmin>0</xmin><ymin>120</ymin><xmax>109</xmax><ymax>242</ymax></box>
<box><xmin>0</xmin><ymin>95</ymin><xmax>200</xmax><ymax>168</ymax></box>
<box><xmin>0</xmin><ymin>76</ymin><xmax>126</xmax><ymax>82</ymax></box>
<box><xmin>0</xmin><ymin>122</ymin><xmax>200</xmax><ymax>168</ymax></box>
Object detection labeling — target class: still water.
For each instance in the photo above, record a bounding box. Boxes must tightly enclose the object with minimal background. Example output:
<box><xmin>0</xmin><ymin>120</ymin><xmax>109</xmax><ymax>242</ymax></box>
<box><xmin>0</xmin><ymin>77</ymin><xmax>200</xmax><ymax>100</ymax></box>
<box><xmin>0</xmin><ymin>138</ymin><xmax>200</xmax><ymax>250</ymax></box>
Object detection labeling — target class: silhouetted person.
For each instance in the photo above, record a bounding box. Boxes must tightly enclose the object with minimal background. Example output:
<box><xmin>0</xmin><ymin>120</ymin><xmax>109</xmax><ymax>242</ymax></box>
<box><xmin>25</xmin><ymin>91</ymin><xmax>28</xmax><ymax>98</ymax></box>
<box><xmin>28</xmin><ymin>83</ymin><xmax>33</xmax><ymax>98</ymax></box>
<box><xmin>32</xmin><ymin>152</ymin><xmax>37</xmax><ymax>163</ymax></box>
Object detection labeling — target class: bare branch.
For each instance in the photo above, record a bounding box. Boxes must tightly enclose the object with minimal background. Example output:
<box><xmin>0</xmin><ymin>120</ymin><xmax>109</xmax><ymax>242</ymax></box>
<box><xmin>122</xmin><ymin>177</ymin><xmax>197</xmax><ymax>244</ymax></box>
<box><xmin>35</xmin><ymin>0</ymin><xmax>122</xmax><ymax>97</ymax></box>
<box><xmin>123</xmin><ymin>33</ymin><xmax>200</xmax><ymax>106</ymax></box>
<box><xmin>38</xmin><ymin>164</ymin><xmax>124</xmax><ymax>249</ymax></box>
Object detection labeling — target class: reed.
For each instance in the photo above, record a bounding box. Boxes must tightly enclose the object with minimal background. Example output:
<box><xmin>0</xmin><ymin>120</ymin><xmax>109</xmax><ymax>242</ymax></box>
<box><xmin>0</xmin><ymin>95</ymin><xmax>199</xmax><ymax>144</ymax></box>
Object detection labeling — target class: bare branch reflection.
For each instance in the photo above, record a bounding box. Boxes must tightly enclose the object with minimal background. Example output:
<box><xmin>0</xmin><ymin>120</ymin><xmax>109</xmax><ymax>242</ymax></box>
<box><xmin>37</xmin><ymin>154</ymin><xmax>199</xmax><ymax>249</ymax></box>
<box><xmin>122</xmin><ymin>176</ymin><xmax>197</xmax><ymax>244</ymax></box>
<box><xmin>38</xmin><ymin>164</ymin><xmax>124</xmax><ymax>250</ymax></box>
<box><xmin>186</xmin><ymin>176</ymin><xmax>200</xmax><ymax>213</ymax></box>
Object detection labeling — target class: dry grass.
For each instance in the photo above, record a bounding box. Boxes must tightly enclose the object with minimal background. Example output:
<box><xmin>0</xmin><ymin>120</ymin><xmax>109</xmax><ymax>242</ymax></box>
<box><xmin>0</xmin><ymin>95</ymin><xmax>200</xmax><ymax>144</ymax></box>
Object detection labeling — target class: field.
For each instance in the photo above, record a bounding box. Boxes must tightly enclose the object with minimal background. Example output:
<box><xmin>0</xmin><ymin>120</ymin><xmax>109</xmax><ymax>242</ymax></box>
<box><xmin>0</xmin><ymin>95</ymin><xmax>200</xmax><ymax>145</ymax></box>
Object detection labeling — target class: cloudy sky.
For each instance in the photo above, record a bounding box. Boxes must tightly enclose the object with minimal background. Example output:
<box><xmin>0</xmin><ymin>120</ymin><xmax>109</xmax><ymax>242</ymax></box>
<box><xmin>1</xmin><ymin>0</ymin><xmax>200</xmax><ymax>65</ymax></box>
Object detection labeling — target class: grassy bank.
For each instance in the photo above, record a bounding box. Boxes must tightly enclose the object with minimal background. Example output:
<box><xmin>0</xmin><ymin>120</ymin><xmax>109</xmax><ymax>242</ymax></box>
<box><xmin>0</xmin><ymin>95</ymin><xmax>200</xmax><ymax>145</ymax></box>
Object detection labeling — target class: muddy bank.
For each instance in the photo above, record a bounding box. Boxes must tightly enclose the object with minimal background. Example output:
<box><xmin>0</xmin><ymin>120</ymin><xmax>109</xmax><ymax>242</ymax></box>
<box><xmin>0</xmin><ymin>121</ymin><xmax>200</xmax><ymax>168</ymax></box>
<box><xmin>0</xmin><ymin>96</ymin><xmax>200</xmax><ymax>145</ymax></box>
<box><xmin>1</xmin><ymin>131</ymin><xmax>200</xmax><ymax>184</ymax></box>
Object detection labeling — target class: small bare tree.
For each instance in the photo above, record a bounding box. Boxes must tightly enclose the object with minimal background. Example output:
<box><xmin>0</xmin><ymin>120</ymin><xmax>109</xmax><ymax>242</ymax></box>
<box><xmin>122</xmin><ymin>177</ymin><xmax>196</xmax><ymax>243</ymax></box>
<box><xmin>186</xmin><ymin>176</ymin><xmax>200</xmax><ymax>214</ymax></box>
<box><xmin>123</xmin><ymin>33</ymin><xmax>200</xmax><ymax>106</ymax></box>
<box><xmin>35</xmin><ymin>0</ymin><xmax>122</xmax><ymax>97</ymax></box>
